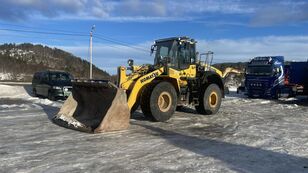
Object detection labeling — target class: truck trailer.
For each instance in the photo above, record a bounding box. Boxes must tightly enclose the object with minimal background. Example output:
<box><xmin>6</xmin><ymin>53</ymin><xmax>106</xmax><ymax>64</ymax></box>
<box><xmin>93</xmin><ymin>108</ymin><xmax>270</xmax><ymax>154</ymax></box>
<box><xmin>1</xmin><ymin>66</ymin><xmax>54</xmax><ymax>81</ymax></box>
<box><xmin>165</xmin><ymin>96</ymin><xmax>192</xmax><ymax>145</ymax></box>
<box><xmin>244</xmin><ymin>56</ymin><xmax>308</xmax><ymax>98</ymax></box>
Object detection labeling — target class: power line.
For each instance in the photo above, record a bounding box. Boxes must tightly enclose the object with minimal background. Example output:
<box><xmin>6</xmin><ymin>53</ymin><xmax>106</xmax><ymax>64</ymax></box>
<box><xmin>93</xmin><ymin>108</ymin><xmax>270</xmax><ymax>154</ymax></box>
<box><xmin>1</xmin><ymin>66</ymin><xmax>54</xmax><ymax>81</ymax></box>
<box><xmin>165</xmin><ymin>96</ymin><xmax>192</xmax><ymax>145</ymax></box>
<box><xmin>94</xmin><ymin>35</ymin><xmax>149</xmax><ymax>53</ymax></box>
<box><xmin>0</xmin><ymin>22</ymin><xmax>150</xmax><ymax>52</ymax></box>
<box><xmin>92</xmin><ymin>40</ymin><xmax>131</xmax><ymax>50</ymax></box>
<box><xmin>0</xmin><ymin>28</ymin><xmax>88</xmax><ymax>37</ymax></box>
<box><xmin>95</xmin><ymin>33</ymin><xmax>149</xmax><ymax>50</ymax></box>
<box><xmin>0</xmin><ymin>22</ymin><xmax>88</xmax><ymax>35</ymax></box>
<box><xmin>0</xmin><ymin>27</ymin><xmax>150</xmax><ymax>53</ymax></box>
<box><xmin>0</xmin><ymin>31</ymin><xmax>147</xmax><ymax>54</ymax></box>
<box><xmin>0</xmin><ymin>27</ymin><xmax>249</xmax><ymax>63</ymax></box>
<box><xmin>0</xmin><ymin>33</ymin><xmax>88</xmax><ymax>42</ymax></box>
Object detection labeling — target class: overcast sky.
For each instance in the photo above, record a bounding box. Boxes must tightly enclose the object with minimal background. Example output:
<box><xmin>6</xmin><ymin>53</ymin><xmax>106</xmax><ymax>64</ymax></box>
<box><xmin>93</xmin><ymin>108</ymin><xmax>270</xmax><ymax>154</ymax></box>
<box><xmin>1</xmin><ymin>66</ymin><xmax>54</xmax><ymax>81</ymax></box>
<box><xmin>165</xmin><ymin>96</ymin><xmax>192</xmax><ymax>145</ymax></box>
<box><xmin>0</xmin><ymin>0</ymin><xmax>308</xmax><ymax>74</ymax></box>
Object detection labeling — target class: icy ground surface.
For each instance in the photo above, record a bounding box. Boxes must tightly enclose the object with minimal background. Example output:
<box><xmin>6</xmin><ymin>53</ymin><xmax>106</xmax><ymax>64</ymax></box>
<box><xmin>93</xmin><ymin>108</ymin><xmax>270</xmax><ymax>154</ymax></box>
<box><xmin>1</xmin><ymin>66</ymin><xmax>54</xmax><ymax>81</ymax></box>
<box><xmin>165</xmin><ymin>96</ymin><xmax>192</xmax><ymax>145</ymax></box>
<box><xmin>0</xmin><ymin>84</ymin><xmax>308</xmax><ymax>173</ymax></box>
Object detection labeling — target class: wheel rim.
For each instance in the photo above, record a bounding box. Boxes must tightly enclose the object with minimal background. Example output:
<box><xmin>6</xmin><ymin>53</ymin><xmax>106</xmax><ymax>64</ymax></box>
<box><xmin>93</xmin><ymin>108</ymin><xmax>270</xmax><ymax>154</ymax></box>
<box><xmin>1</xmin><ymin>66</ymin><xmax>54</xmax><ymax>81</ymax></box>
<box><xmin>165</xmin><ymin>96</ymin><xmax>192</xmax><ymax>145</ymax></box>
<box><xmin>208</xmin><ymin>91</ymin><xmax>218</xmax><ymax>108</ymax></box>
<box><xmin>158</xmin><ymin>91</ymin><xmax>172</xmax><ymax>112</ymax></box>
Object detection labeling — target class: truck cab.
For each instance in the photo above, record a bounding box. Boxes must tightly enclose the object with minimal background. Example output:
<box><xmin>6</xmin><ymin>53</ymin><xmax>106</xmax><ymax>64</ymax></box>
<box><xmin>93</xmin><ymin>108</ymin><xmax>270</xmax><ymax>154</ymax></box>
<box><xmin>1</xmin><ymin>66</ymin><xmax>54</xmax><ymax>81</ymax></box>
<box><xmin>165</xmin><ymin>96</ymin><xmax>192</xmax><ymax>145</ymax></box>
<box><xmin>245</xmin><ymin>56</ymin><xmax>284</xmax><ymax>98</ymax></box>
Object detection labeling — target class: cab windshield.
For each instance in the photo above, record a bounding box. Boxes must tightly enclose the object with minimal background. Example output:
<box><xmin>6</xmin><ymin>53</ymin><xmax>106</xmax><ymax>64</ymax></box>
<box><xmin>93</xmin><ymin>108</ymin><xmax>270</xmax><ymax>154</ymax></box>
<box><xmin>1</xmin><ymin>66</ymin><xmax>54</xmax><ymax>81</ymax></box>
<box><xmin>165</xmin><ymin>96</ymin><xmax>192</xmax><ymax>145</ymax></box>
<box><xmin>50</xmin><ymin>73</ymin><xmax>73</xmax><ymax>81</ymax></box>
<box><xmin>153</xmin><ymin>40</ymin><xmax>196</xmax><ymax>69</ymax></box>
<box><xmin>246</xmin><ymin>65</ymin><xmax>273</xmax><ymax>76</ymax></box>
<box><xmin>154</xmin><ymin>40</ymin><xmax>177</xmax><ymax>65</ymax></box>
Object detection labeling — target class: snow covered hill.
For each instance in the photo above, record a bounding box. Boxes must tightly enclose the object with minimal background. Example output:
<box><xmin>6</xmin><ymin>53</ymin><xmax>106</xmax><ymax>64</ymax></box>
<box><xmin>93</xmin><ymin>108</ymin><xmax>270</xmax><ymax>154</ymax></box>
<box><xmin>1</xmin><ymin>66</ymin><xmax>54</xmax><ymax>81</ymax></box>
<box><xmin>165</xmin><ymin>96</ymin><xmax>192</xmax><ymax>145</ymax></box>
<box><xmin>0</xmin><ymin>43</ymin><xmax>110</xmax><ymax>81</ymax></box>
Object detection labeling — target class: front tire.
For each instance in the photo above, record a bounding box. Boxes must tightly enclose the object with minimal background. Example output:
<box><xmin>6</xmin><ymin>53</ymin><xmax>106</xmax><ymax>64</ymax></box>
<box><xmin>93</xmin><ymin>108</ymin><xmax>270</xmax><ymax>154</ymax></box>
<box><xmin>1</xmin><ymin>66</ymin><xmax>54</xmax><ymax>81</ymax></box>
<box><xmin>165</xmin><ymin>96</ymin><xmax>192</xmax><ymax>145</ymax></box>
<box><xmin>141</xmin><ymin>82</ymin><xmax>177</xmax><ymax>122</ymax></box>
<box><xmin>195</xmin><ymin>84</ymin><xmax>222</xmax><ymax>115</ymax></box>
<box><xmin>32</xmin><ymin>88</ymin><xmax>37</xmax><ymax>97</ymax></box>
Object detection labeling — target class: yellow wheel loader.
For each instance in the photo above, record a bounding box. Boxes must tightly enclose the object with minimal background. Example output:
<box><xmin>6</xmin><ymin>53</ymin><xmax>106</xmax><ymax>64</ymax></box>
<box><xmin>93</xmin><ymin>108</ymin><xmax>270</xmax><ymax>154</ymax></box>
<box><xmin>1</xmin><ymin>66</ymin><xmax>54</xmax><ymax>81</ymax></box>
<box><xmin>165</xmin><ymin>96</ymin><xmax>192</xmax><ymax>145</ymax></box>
<box><xmin>53</xmin><ymin>37</ymin><xmax>225</xmax><ymax>133</ymax></box>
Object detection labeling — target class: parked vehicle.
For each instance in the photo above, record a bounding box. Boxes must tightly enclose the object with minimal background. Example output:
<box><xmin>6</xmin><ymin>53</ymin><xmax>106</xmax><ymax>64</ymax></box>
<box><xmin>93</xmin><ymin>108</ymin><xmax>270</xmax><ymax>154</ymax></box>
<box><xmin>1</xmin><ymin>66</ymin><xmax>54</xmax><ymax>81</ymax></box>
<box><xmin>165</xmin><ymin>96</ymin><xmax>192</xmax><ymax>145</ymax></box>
<box><xmin>32</xmin><ymin>70</ymin><xmax>73</xmax><ymax>100</ymax></box>
<box><xmin>244</xmin><ymin>56</ymin><xmax>308</xmax><ymax>98</ymax></box>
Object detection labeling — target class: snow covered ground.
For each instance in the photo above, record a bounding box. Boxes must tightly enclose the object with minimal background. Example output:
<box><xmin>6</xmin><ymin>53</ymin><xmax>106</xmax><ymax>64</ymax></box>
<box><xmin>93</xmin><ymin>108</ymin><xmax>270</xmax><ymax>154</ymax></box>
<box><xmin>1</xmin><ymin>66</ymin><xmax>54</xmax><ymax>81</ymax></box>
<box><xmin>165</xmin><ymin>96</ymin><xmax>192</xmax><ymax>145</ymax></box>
<box><xmin>0</xmin><ymin>84</ymin><xmax>308</xmax><ymax>173</ymax></box>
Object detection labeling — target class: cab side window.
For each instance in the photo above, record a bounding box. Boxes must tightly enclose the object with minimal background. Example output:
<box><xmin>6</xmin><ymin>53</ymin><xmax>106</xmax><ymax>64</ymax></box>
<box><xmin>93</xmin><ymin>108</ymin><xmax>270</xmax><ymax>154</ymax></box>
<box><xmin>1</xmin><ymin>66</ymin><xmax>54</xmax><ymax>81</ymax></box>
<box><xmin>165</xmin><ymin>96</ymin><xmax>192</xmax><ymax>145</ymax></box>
<box><xmin>42</xmin><ymin>72</ymin><xmax>49</xmax><ymax>83</ymax></box>
<box><xmin>33</xmin><ymin>73</ymin><xmax>39</xmax><ymax>82</ymax></box>
<box><xmin>274</xmin><ymin>66</ymin><xmax>282</xmax><ymax>76</ymax></box>
<box><xmin>166</xmin><ymin>41</ymin><xmax>178</xmax><ymax>69</ymax></box>
<box><xmin>189</xmin><ymin>44</ymin><xmax>196</xmax><ymax>64</ymax></box>
<box><xmin>178</xmin><ymin>43</ymin><xmax>195</xmax><ymax>69</ymax></box>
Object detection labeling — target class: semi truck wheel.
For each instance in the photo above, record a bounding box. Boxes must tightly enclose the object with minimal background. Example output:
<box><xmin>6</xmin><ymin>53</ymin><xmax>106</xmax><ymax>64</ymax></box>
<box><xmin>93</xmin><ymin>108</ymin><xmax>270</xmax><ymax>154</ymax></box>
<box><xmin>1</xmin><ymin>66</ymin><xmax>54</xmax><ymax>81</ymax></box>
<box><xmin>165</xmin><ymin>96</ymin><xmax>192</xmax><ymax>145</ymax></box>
<box><xmin>247</xmin><ymin>91</ymin><xmax>254</xmax><ymax>98</ymax></box>
<box><xmin>141</xmin><ymin>82</ymin><xmax>177</xmax><ymax>122</ymax></box>
<box><xmin>195</xmin><ymin>84</ymin><xmax>222</xmax><ymax>115</ymax></box>
<box><xmin>272</xmin><ymin>89</ymin><xmax>279</xmax><ymax>99</ymax></box>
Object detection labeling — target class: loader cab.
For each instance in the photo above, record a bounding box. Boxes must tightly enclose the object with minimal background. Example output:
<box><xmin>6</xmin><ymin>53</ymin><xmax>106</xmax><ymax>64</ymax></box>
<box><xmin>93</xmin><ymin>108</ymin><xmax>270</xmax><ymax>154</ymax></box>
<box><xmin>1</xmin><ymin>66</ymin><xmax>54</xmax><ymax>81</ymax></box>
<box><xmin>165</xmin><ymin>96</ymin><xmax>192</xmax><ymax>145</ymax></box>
<box><xmin>152</xmin><ymin>37</ymin><xmax>196</xmax><ymax>70</ymax></box>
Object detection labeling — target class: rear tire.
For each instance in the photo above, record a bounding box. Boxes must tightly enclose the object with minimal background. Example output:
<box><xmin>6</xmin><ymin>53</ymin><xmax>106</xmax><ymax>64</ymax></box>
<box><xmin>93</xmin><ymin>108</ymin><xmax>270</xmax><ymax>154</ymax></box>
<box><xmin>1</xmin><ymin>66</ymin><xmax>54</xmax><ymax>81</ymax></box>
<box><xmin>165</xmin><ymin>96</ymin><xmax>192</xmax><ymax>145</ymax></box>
<box><xmin>141</xmin><ymin>82</ymin><xmax>177</xmax><ymax>122</ymax></box>
<box><xmin>48</xmin><ymin>91</ymin><xmax>56</xmax><ymax>101</ymax></box>
<box><xmin>176</xmin><ymin>105</ymin><xmax>183</xmax><ymax>111</ymax></box>
<box><xmin>195</xmin><ymin>84</ymin><xmax>222</xmax><ymax>115</ymax></box>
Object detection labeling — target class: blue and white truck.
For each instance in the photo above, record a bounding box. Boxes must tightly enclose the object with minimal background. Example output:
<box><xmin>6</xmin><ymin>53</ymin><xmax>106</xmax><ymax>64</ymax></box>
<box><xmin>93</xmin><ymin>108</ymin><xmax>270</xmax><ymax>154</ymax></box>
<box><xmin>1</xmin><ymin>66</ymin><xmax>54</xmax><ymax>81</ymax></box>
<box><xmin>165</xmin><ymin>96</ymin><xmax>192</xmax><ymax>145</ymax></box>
<box><xmin>244</xmin><ymin>56</ymin><xmax>308</xmax><ymax>98</ymax></box>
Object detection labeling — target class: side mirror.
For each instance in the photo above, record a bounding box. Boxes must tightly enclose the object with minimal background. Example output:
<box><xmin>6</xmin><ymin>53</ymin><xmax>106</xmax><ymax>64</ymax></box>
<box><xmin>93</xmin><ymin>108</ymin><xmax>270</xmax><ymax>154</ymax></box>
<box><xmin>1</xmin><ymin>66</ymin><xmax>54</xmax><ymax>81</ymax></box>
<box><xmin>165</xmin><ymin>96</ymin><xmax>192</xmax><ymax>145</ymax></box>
<box><xmin>151</xmin><ymin>45</ymin><xmax>156</xmax><ymax>55</ymax></box>
<box><xmin>127</xmin><ymin>59</ymin><xmax>134</xmax><ymax>66</ymax></box>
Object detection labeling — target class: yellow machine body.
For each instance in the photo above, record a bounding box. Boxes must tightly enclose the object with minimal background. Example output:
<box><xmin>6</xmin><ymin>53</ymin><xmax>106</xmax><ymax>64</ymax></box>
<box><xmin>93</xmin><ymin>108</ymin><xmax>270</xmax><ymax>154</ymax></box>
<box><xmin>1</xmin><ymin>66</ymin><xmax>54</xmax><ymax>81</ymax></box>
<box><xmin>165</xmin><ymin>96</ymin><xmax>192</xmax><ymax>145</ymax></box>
<box><xmin>54</xmin><ymin>36</ymin><xmax>227</xmax><ymax>133</ymax></box>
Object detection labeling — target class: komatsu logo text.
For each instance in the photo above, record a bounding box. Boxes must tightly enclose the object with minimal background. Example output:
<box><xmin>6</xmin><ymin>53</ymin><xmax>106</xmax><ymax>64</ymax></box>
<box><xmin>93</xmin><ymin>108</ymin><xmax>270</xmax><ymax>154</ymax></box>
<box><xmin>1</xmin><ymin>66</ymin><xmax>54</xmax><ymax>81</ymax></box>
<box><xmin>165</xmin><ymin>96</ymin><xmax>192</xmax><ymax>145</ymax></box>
<box><xmin>140</xmin><ymin>72</ymin><xmax>159</xmax><ymax>83</ymax></box>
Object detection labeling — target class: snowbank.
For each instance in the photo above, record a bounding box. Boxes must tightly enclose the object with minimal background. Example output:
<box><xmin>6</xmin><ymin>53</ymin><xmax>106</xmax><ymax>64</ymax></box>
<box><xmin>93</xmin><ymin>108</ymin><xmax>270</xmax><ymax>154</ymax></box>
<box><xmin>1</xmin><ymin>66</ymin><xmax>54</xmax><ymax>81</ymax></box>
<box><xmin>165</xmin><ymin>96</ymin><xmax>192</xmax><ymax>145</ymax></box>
<box><xmin>0</xmin><ymin>84</ymin><xmax>30</xmax><ymax>98</ymax></box>
<box><xmin>0</xmin><ymin>72</ymin><xmax>13</xmax><ymax>80</ymax></box>
<box><xmin>0</xmin><ymin>84</ymin><xmax>61</xmax><ymax>107</ymax></box>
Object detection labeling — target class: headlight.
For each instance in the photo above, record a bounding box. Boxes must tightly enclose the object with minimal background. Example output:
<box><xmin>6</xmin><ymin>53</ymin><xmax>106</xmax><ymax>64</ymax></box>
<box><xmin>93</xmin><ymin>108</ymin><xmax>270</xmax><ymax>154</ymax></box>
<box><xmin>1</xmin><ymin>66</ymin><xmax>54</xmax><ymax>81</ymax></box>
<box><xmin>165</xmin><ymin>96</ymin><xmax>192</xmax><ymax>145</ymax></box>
<box><xmin>52</xmin><ymin>86</ymin><xmax>61</xmax><ymax>89</ymax></box>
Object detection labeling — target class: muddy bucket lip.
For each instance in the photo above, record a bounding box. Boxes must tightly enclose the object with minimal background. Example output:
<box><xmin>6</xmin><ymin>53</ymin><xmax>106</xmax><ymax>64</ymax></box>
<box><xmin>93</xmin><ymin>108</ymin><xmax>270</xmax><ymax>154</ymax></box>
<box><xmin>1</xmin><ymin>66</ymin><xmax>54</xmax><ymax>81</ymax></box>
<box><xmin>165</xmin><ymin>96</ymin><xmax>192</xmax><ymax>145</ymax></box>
<box><xmin>71</xmin><ymin>79</ymin><xmax>117</xmax><ymax>88</ymax></box>
<box><xmin>52</xmin><ymin>115</ymin><xmax>93</xmax><ymax>133</ymax></box>
<box><xmin>72</xmin><ymin>79</ymin><xmax>109</xmax><ymax>83</ymax></box>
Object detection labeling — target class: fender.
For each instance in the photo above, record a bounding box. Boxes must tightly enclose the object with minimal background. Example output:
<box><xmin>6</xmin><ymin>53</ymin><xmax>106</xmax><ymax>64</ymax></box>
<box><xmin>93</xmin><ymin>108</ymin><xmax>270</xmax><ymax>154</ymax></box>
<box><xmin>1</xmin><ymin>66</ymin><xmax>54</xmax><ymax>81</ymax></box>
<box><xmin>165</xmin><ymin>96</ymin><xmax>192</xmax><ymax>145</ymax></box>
<box><xmin>127</xmin><ymin>67</ymin><xmax>165</xmax><ymax>110</ymax></box>
<box><xmin>202</xmin><ymin>71</ymin><xmax>225</xmax><ymax>97</ymax></box>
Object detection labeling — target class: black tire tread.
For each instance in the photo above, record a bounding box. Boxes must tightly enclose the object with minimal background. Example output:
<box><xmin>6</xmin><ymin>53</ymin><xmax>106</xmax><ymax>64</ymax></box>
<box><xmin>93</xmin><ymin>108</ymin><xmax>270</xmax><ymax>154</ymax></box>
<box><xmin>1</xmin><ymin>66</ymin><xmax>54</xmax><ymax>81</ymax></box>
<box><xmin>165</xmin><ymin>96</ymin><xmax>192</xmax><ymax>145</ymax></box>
<box><xmin>195</xmin><ymin>83</ymin><xmax>222</xmax><ymax>115</ymax></box>
<box><xmin>141</xmin><ymin>81</ymin><xmax>177</xmax><ymax>122</ymax></box>
<box><xmin>140</xmin><ymin>82</ymin><xmax>157</xmax><ymax>120</ymax></box>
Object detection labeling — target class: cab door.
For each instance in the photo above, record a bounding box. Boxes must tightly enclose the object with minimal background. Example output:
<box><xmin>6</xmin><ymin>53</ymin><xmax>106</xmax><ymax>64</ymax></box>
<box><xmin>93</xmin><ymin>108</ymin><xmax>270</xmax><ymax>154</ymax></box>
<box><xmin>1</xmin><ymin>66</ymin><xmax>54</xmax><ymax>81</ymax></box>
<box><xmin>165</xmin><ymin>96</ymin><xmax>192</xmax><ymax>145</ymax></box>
<box><xmin>35</xmin><ymin>73</ymin><xmax>44</xmax><ymax>95</ymax></box>
<box><xmin>41</xmin><ymin>72</ymin><xmax>51</xmax><ymax>97</ymax></box>
<box><xmin>177</xmin><ymin>42</ymin><xmax>196</xmax><ymax>70</ymax></box>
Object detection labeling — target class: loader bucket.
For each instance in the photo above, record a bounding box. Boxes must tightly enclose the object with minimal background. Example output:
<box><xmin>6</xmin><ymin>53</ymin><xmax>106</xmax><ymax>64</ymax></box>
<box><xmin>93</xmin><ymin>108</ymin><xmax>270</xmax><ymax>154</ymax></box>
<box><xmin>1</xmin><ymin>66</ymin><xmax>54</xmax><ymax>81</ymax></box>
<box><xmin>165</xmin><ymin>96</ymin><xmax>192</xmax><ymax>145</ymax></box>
<box><xmin>53</xmin><ymin>80</ymin><xmax>130</xmax><ymax>133</ymax></box>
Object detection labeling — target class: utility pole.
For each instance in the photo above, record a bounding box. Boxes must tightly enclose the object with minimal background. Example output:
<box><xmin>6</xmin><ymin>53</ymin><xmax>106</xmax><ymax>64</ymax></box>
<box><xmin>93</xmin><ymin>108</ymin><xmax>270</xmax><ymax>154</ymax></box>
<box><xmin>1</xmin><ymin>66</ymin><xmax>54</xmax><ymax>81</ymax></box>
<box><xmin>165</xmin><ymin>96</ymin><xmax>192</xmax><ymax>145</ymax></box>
<box><xmin>89</xmin><ymin>25</ymin><xmax>95</xmax><ymax>79</ymax></box>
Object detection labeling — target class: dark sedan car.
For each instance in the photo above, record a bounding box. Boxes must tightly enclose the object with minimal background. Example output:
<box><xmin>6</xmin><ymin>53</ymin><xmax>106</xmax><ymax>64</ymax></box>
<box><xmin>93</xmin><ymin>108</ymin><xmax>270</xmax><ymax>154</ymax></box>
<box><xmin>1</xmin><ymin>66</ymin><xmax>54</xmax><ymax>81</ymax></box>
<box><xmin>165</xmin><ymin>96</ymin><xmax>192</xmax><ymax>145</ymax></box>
<box><xmin>32</xmin><ymin>70</ymin><xmax>73</xmax><ymax>100</ymax></box>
